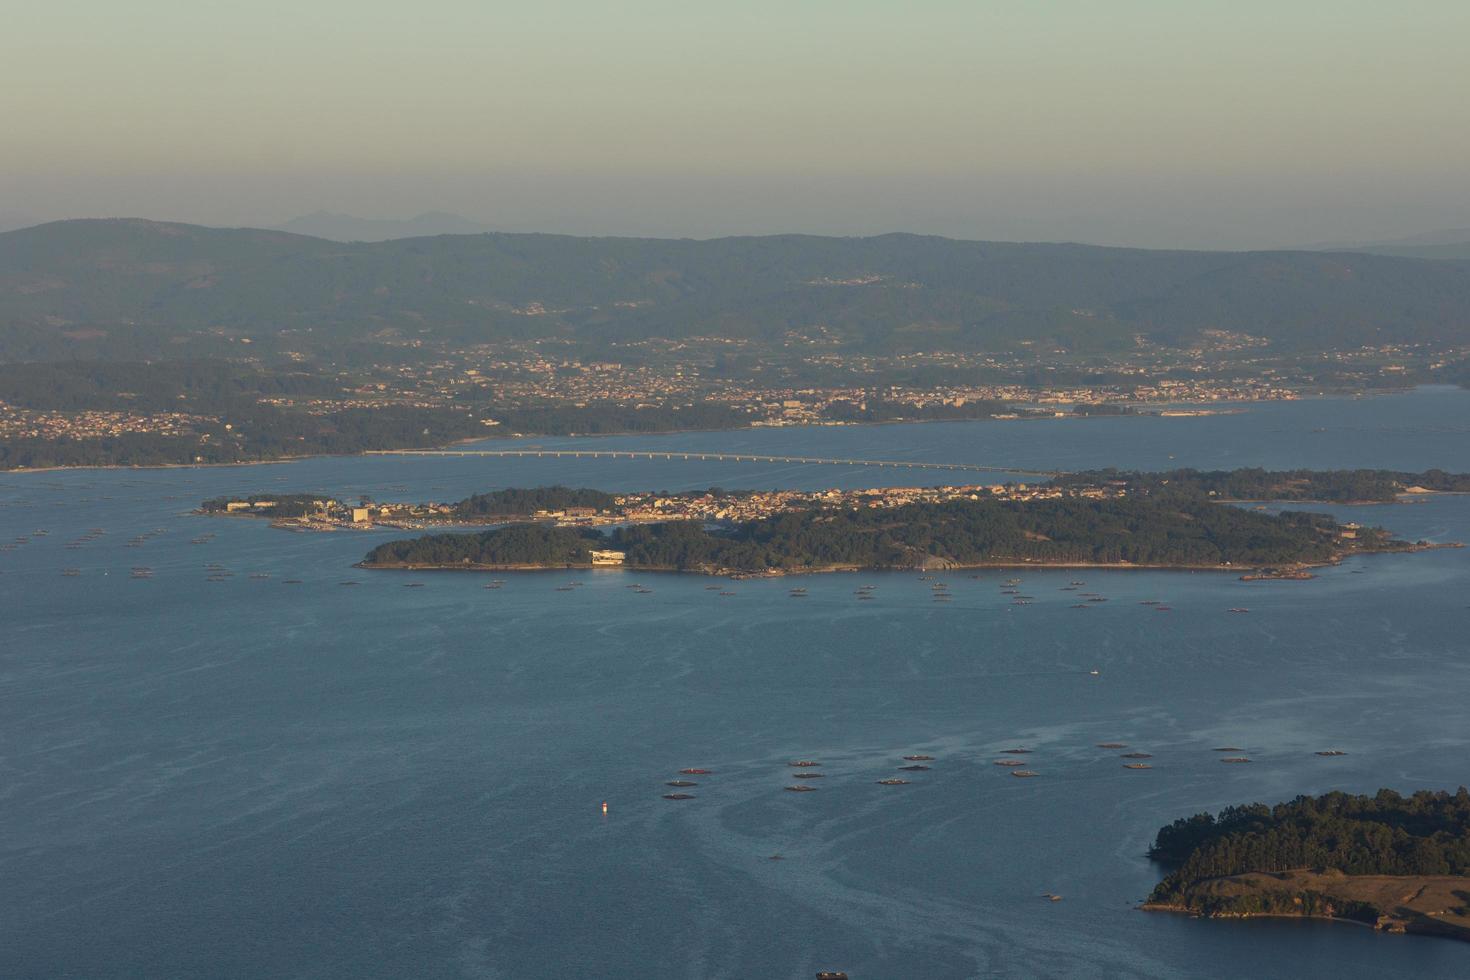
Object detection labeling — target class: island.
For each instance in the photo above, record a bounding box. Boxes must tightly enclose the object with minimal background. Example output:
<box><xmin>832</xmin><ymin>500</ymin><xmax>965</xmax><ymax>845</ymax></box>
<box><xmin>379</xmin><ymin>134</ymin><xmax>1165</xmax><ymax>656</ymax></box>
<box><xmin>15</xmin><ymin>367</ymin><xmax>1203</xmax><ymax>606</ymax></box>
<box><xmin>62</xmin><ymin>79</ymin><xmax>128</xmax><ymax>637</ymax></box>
<box><xmin>1144</xmin><ymin>789</ymin><xmax>1470</xmax><ymax>942</ymax></box>
<box><xmin>1053</xmin><ymin>467</ymin><xmax>1470</xmax><ymax>503</ymax></box>
<box><xmin>356</xmin><ymin>491</ymin><xmax>1422</xmax><ymax>576</ymax></box>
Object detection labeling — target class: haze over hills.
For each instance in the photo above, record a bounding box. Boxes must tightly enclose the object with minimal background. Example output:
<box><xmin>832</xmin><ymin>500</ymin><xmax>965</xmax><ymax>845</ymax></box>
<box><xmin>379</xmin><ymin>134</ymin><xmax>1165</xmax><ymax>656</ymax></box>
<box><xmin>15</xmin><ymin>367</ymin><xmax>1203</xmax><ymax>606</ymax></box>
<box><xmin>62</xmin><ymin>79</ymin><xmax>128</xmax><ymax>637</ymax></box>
<box><xmin>1304</xmin><ymin>228</ymin><xmax>1470</xmax><ymax>261</ymax></box>
<box><xmin>1</xmin><ymin>217</ymin><xmax>1468</xmax><ymax>362</ymax></box>
<box><xmin>272</xmin><ymin>211</ymin><xmax>496</xmax><ymax>242</ymax></box>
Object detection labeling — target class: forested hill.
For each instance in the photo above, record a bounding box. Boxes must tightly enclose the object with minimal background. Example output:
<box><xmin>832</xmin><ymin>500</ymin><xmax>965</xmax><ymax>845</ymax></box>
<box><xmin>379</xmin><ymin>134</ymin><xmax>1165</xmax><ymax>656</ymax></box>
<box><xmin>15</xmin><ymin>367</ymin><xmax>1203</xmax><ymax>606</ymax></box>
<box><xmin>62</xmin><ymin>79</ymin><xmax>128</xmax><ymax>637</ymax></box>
<box><xmin>3</xmin><ymin>219</ymin><xmax>1470</xmax><ymax>360</ymax></box>
<box><xmin>1148</xmin><ymin>789</ymin><xmax>1470</xmax><ymax>919</ymax></box>
<box><xmin>361</xmin><ymin>495</ymin><xmax>1396</xmax><ymax>573</ymax></box>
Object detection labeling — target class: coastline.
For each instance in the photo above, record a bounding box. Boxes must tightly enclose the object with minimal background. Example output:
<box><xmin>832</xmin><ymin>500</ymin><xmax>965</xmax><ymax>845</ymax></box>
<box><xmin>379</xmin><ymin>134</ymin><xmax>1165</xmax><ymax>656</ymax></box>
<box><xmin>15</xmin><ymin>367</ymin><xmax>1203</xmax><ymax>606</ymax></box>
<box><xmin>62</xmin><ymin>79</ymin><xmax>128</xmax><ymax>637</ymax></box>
<box><xmin>353</xmin><ymin>549</ymin><xmax>1448</xmax><ymax>578</ymax></box>
<box><xmin>0</xmin><ymin>400</ymin><xmax>1265</xmax><ymax>475</ymax></box>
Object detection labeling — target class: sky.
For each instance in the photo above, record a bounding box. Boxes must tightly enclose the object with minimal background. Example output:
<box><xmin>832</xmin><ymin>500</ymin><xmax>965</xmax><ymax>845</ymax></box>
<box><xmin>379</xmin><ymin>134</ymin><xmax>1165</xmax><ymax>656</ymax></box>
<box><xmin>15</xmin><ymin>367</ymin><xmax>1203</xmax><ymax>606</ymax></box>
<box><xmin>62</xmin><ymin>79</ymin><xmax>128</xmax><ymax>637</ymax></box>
<box><xmin>2</xmin><ymin>0</ymin><xmax>1467</xmax><ymax>248</ymax></box>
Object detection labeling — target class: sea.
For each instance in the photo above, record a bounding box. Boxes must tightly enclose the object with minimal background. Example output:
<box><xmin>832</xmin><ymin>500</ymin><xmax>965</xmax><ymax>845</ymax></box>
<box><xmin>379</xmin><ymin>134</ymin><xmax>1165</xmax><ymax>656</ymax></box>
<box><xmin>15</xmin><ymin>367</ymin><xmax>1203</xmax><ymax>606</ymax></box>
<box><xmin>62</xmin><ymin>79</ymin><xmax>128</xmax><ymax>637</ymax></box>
<box><xmin>4</xmin><ymin>386</ymin><xmax>1470</xmax><ymax>979</ymax></box>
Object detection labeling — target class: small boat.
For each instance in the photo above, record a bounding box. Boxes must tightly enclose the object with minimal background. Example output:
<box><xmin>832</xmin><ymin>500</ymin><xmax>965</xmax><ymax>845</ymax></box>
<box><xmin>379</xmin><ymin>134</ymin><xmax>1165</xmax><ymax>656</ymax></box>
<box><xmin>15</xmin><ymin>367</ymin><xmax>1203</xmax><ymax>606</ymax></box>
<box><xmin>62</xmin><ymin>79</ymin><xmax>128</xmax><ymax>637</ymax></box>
<box><xmin>999</xmin><ymin>748</ymin><xmax>1032</xmax><ymax>755</ymax></box>
<box><xmin>1072</xmin><ymin>604</ymin><xmax>1090</xmax><ymax>609</ymax></box>
<box><xmin>875</xmin><ymin>778</ymin><xmax>910</xmax><ymax>785</ymax></box>
<box><xmin>339</xmin><ymin>581</ymin><xmax>360</xmax><ymax>586</ymax></box>
<box><xmin>1120</xmin><ymin>752</ymin><xmax>1153</xmax><ymax>759</ymax></box>
<box><xmin>1139</xmin><ymin>600</ymin><xmax>1159</xmax><ymax>605</ymax></box>
<box><xmin>784</xmin><ymin>784</ymin><xmax>818</xmax><ymax>792</ymax></box>
<box><xmin>705</xmin><ymin>585</ymin><xmax>721</xmax><ymax>590</ymax></box>
<box><xmin>792</xmin><ymin>772</ymin><xmax>825</xmax><ymax>779</ymax></box>
<box><xmin>788</xmin><ymin>760</ymin><xmax>821</xmax><ymax>768</ymax></box>
<box><xmin>1315</xmin><ymin>750</ymin><xmax>1347</xmax><ymax>757</ymax></box>
<box><xmin>1155</xmin><ymin>606</ymin><xmax>1172</xmax><ymax>612</ymax></box>
<box><xmin>898</xmin><ymin>764</ymin><xmax>930</xmax><ymax>771</ymax></box>
<box><xmin>666</xmin><ymin>780</ymin><xmax>698</xmax><ymax>787</ymax></box>
<box><xmin>1086</xmin><ymin>597</ymin><xmax>1108</xmax><ymax>603</ymax></box>
<box><xmin>1212</xmin><ymin>747</ymin><xmax>1243</xmax><ymax>752</ymax></box>
<box><xmin>718</xmin><ymin>591</ymin><xmax>736</xmax><ymax>597</ymax></box>
<box><xmin>663</xmin><ymin>793</ymin><xmax>696</xmax><ymax>800</ymax></box>
<box><xmin>554</xmin><ymin>585</ymin><xmax>574</xmax><ymax>592</ymax></box>
<box><xmin>1123</xmin><ymin>763</ymin><xmax>1153</xmax><ymax>770</ymax></box>
<box><xmin>902</xmin><ymin>755</ymin><xmax>934</xmax><ymax>761</ymax></box>
<box><xmin>1089</xmin><ymin>668</ymin><xmax>1100</xmax><ymax>676</ymax></box>
<box><xmin>858</xmin><ymin>594</ymin><xmax>874</xmax><ymax>600</ymax></box>
<box><xmin>1228</xmin><ymin>608</ymin><xmax>1250</xmax><ymax>613</ymax></box>
<box><xmin>1096</xmin><ymin>742</ymin><xmax>1128</xmax><ymax>749</ymax></box>
<box><xmin>1011</xmin><ymin>770</ymin><xmax>1039</xmax><ymax>778</ymax></box>
<box><xmin>994</xmin><ymin>759</ymin><xmax>1027</xmax><ymax>767</ymax></box>
<box><xmin>283</xmin><ymin>579</ymin><xmax>303</xmax><ymax>584</ymax></box>
<box><xmin>1220</xmin><ymin>757</ymin><xmax>1252</xmax><ymax>764</ymax></box>
<box><xmin>404</xmin><ymin>582</ymin><xmax>425</xmax><ymax>588</ymax></box>
<box><xmin>678</xmin><ymin>768</ymin><xmax>711</xmax><ymax>775</ymax></box>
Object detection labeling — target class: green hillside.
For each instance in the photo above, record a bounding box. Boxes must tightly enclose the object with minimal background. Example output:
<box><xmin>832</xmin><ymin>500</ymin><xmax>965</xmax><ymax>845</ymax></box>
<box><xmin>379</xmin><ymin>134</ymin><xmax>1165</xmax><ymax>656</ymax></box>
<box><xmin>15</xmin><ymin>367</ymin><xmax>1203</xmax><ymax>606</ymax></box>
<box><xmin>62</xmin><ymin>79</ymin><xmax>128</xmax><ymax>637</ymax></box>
<box><xmin>2</xmin><ymin>219</ymin><xmax>1469</xmax><ymax>360</ymax></box>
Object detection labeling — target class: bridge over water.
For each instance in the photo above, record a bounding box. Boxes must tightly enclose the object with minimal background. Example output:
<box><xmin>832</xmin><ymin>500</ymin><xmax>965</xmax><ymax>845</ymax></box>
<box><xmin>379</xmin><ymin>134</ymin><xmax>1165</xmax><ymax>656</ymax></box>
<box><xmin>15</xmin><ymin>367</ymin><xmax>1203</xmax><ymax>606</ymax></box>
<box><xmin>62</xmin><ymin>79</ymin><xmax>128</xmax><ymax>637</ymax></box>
<box><xmin>367</xmin><ymin>449</ymin><xmax>1060</xmax><ymax>478</ymax></box>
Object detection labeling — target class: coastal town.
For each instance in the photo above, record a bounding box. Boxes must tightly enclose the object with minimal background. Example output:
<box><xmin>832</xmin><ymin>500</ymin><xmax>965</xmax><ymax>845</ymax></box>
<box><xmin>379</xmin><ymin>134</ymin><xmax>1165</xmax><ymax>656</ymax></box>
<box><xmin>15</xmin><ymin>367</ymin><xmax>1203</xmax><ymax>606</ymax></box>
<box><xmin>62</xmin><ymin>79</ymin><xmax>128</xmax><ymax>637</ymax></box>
<box><xmin>200</xmin><ymin>480</ymin><xmax>1126</xmax><ymax>533</ymax></box>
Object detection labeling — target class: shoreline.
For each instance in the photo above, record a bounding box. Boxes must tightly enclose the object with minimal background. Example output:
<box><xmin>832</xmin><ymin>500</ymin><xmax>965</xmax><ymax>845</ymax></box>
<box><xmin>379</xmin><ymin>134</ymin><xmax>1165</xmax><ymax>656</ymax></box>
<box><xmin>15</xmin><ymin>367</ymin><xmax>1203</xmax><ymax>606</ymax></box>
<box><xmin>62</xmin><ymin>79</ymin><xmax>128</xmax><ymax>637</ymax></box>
<box><xmin>0</xmin><ymin>394</ymin><xmax>1346</xmax><ymax>476</ymax></box>
<box><xmin>353</xmin><ymin>551</ymin><xmax>1441</xmax><ymax>578</ymax></box>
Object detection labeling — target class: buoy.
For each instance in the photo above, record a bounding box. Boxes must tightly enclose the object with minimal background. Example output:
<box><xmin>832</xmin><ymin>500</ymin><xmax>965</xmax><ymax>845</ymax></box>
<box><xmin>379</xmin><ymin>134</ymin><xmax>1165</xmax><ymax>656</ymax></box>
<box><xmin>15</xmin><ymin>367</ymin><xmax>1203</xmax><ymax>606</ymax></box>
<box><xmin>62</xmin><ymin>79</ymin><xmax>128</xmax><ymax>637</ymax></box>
<box><xmin>601</xmin><ymin>801</ymin><xmax>608</xmax><ymax>814</ymax></box>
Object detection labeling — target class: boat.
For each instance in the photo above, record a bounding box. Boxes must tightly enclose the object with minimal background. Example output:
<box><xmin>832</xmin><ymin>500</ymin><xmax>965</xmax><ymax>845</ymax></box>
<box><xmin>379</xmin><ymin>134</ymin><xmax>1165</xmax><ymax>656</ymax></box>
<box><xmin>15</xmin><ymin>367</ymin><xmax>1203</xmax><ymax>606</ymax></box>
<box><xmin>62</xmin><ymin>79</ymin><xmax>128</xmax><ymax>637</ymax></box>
<box><xmin>718</xmin><ymin>591</ymin><xmax>737</xmax><ymax>597</ymax></box>
<box><xmin>875</xmin><ymin>778</ymin><xmax>909</xmax><ymax>785</ymax></box>
<box><xmin>788</xmin><ymin>760</ymin><xmax>821</xmax><ymax>768</ymax></box>
<box><xmin>1315</xmin><ymin>750</ymin><xmax>1347</xmax><ymax>757</ymax></box>
<box><xmin>858</xmin><ymin>594</ymin><xmax>874</xmax><ymax>600</ymax></box>
<box><xmin>792</xmin><ymin>772</ymin><xmax>825</xmax><ymax>779</ymax></box>
<box><xmin>1123</xmin><ymin>763</ymin><xmax>1153</xmax><ymax>770</ymax></box>
<box><xmin>1010</xmin><ymin>770</ymin><xmax>1039</xmax><ymax>778</ymax></box>
<box><xmin>1096</xmin><ymin>742</ymin><xmax>1127</xmax><ymax>749</ymax></box>
<box><xmin>1089</xmin><ymin>668</ymin><xmax>1100</xmax><ymax>675</ymax></box>
<box><xmin>1220</xmin><ymin>757</ymin><xmax>1252</xmax><ymax>764</ymax></box>
<box><xmin>1212</xmin><ymin>747</ymin><xmax>1243</xmax><ymax>752</ymax></box>
<box><xmin>1120</xmin><ymin>752</ymin><xmax>1153</xmax><ymax>759</ymax></box>
<box><xmin>999</xmin><ymin>748</ymin><xmax>1032</xmax><ymax>754</ymax></box>
<box><xmin>902</xmin><ymin>755</ymin><xmax>934</xmax><ymax>761</ymax></box>
<box><xmin>404</xmin><ymin>582</ymin><xmax>425</xmax><ymax>588</ymax></box>
<box><xmin>339</xmin><ymin>581</ymin><xmax>359</xmax><ymax>586</ymax></box>
<box><xmin>555</xmin><ymin>585</ymin><xmax>574</xmax><ymax>591</ymax></box>
<box><xmin>678</xmin><ymin>768</ymin><xmax>711</xmax><ymax>775</ymax></box>
<box><xmin>993</xmin><ymin>759</ymin><xmax>1027</xmax><ymax>767</ymax></box>
<box><xmin>705</xmin><ymin>585</ymin><xmax>721</xmax><ymax>590</ymax></box>
<box><xmin>666</xmin><ymin>780</ymin><xmax>698</xmax><ymax>787</ymax></box>
<box><xmin>663</xmin><ymin>793</ymin><xmax>696</xmax><ymax>800</ymax></box>
<box><xmin>898</xmin><ymin>764</ymin><xmax>931</xmax><ymax>771</ymax></box>
<box><xmin>784</xmin><ymin>784</ymin><xmax>818</xmax><ymax>792</ymax></box>
<box><xmin>1072</xmin><ymin>604</ymin><xmax>1090</xmax><ymax>609</ymax></box>
<box><xmin>1228</xmin><ymin>607</ymin><xmax>1250</xmax><ymax>613</ymax></box>
<box><xmin>283</xmin><ymin>579</ymin><xmax>303</xmax><ymax>584</ymax></box>
<box><xmin>1155</xmin><ymin>605</ymin><xmax>1172</xmax><ymax>611</ymax></box>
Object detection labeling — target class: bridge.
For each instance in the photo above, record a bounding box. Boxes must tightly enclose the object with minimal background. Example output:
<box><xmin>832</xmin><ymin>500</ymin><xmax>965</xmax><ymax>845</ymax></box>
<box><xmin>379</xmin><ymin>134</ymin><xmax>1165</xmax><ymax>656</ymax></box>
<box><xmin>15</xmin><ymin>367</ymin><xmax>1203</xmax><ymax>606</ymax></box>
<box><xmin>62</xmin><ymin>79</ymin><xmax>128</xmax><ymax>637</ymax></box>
<box><xmin>366</xmin><ymin>448</ymin><xmax>1059</xmax><ymax>478</ymax></box>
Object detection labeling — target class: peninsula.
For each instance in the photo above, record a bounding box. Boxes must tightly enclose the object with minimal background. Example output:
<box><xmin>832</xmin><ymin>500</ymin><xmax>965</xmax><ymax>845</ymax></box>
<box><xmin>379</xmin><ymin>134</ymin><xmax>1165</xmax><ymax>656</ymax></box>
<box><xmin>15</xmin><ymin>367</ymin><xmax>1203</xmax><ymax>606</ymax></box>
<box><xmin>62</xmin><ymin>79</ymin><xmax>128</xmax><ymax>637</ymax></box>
<box><xmin>1144</xmin><ymin>789</ymin><xmax>1470</xmax><ymax>943</ymax></box>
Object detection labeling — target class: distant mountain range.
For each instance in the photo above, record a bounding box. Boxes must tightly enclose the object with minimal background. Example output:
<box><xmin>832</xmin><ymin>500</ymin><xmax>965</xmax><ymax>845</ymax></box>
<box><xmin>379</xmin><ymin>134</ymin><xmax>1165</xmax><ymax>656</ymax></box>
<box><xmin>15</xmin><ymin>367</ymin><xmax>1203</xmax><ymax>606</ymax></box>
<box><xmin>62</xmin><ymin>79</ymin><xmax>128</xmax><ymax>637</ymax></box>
<box><xmin>1305</xmin><ymin>228</ymin><xmax>1470</xmax><ymax>261</ymax></box>
<box><xmin>272</xmin><ymin>211</ymin><xmax>496</xmax><ymax>241</ymax></box>
<box><xmin>1</xmin><ymin>218</ymin><xmax>1467</xmax><ymax>361</ymax></box>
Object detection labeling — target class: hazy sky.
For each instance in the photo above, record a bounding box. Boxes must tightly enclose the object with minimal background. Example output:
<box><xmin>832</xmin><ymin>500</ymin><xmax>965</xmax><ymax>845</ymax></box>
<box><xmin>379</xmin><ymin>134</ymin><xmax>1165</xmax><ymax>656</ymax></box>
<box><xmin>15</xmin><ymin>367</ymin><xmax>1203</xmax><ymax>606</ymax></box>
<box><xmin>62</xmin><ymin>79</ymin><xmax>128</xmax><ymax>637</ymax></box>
<box><xmin>3</xmin><ymin>0</ymin><xmax>1467</xmax><ymax>247</ymax></box>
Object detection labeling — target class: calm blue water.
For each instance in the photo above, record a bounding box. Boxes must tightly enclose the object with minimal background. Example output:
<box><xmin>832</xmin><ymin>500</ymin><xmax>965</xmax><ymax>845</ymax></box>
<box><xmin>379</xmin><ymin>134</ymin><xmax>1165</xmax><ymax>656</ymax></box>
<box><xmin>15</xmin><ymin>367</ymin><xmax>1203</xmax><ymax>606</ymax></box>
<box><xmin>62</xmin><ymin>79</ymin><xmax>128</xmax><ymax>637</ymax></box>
<box><xmin>4</xmin><ymin>387</ymin><xmax>1470</xmax><ymax>979</ymax></box>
